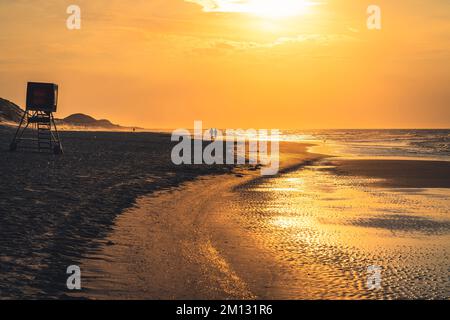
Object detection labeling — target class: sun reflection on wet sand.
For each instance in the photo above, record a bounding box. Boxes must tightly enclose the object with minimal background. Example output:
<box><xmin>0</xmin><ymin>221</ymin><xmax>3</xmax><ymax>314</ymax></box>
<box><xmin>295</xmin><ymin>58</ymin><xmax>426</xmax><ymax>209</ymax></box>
<box><xmin>231</xmin><ymin>162</ymin><xmax>450</xmax><ymax>299</ymax></box>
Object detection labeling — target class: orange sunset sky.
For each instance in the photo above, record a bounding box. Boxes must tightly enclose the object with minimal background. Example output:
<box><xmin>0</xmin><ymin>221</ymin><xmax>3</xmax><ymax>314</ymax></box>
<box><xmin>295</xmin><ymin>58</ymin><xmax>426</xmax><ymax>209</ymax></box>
<box><xmin>0</xmin><ymin>0</ymin><xmax>449</xmax><ymax>129</ymax></box>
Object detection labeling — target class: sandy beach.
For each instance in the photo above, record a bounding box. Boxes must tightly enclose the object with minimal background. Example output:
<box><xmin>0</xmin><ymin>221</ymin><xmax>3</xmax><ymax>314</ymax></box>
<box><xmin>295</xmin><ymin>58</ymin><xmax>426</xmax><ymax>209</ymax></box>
<box><xmin>68</xmin><ymin>141</ymin><xmax>323</xmax><ymax>300</ymax></box>
<box><xmin>0</xmin><ymin>125</ymin><xmax>449</xmax><ymax>300</ymax></box>
<box><xmin>0</xmin><ymin>125</ymin><xmax>242</xmax><ymax>299</ymax></box>
<box><xmin>66</xmin><ymin>133</ymin><xmax>448</xmax><ymax>300</ymax></box>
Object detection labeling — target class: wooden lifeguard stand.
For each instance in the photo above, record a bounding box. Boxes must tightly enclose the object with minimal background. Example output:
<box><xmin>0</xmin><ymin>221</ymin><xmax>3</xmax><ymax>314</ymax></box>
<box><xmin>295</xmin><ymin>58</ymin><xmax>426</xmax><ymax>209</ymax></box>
<box><xmin>10</xmin><ymin>82</ymin><xmax>63</xmax><ymax>154</ymax></box>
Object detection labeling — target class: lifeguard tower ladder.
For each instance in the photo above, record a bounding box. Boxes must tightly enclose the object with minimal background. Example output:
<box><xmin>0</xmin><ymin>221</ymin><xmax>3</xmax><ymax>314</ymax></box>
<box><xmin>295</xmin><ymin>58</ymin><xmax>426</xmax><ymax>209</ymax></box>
<box><xmin>10</xmin><ymin>82</ymin><xmax>63</xmax><ymax>154</ymax></box>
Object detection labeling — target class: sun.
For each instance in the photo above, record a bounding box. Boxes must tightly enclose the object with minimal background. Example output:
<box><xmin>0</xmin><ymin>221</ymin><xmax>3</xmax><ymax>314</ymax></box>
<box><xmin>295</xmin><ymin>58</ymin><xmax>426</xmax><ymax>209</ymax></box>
<box><xmin>188</xmin><ymin>0</ymin><xmax>317</xmax><ymax>19</ymax></box>
<box><xmin>239</xmin><ymin>0</ymin><xmax>315</xmax><ymax>18</ymax></box>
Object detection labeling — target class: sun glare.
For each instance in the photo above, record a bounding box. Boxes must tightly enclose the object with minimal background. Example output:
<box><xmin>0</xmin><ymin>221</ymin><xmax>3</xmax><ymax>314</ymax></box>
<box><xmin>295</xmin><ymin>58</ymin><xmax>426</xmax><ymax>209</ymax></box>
<box><xmin>249</xmin><ymin>0</ymin><xmax>315</xmax><ymax>18</ymax></box>
<box><xmin>192</xmin><ymin>0</ymin><xmax>317</xmax><ymax>19</ymax></box>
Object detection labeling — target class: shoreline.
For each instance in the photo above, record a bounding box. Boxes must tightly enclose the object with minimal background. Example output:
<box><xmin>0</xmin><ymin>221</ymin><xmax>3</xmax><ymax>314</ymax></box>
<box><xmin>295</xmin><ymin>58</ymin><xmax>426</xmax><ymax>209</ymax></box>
<box><xmin>0</xmin><ymin>127</ymin><xmax>259</xmax><ymax>298</ymax></box>
<box><xmin>69</xmin><ymin>141</ymin><xmax>324</xmax><ymax>299</ymax></box>
<box><xmin>0</xmin><ymin>123</ymin><xmax>322</xmax><ymax>298</ymax></box>
<box><xmin>70</xmin><ymin>140</ymin><xmax>450</xmax><ymax>299</ymax></box>
<box><xmin>1</xmin><ymin>125</ymin><xmax>448</xmax><ymax>299</ymax></box>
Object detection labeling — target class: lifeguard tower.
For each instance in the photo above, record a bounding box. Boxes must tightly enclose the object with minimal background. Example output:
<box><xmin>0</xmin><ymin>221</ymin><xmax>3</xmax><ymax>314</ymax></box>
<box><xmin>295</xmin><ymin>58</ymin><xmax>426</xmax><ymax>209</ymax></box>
<box><xmin>10</xmin><ymin>82</ymin><xmax>63</xmax><ymax>154</ymax></box>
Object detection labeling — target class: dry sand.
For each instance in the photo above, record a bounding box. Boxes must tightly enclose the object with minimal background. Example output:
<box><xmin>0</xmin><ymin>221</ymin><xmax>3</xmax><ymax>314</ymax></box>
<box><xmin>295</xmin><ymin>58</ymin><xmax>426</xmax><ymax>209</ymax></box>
<box><xmin>0</xmin><ymin>125</ymin><xmax>245</xmax><ymax>299</ymax></box>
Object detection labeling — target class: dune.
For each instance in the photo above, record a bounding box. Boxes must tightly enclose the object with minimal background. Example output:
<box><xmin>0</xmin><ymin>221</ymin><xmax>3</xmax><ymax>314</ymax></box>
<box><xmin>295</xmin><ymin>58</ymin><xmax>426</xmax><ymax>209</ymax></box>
<box><xmin>0</xmin><ymin>97</ymin><xmax>138</xmax><ymax>131</ymax></box>
<box><xmin>0</xmin><ymin>97</ymin><xmax>24</xmax><ymax>123</ymax></box>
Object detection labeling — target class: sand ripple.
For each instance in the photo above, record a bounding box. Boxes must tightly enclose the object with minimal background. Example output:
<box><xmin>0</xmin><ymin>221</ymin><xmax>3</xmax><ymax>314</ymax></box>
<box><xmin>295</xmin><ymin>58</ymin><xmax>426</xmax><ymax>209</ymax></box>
<box><xmin>229</xmin><ymin>161</ymin><xmax>450</xmax><ymax>299</ymax></box>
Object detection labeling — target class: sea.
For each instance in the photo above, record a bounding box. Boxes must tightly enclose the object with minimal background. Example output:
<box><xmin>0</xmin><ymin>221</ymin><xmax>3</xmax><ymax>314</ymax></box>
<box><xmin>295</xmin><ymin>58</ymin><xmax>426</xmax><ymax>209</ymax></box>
<box><xmin>281</xmin><ymin>129</ymin><xmax>450</xmax><ymax>160</ymax></box>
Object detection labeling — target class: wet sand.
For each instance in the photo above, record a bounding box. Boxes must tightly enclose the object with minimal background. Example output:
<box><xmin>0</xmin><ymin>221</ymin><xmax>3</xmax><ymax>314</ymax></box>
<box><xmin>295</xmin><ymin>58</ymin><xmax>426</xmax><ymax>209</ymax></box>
<box><xmin>226</xmin><ymin>160</ymin><xmax>449</xmax><ymax>299</ymax></box>
<box><xmin>71</xmin><ymin>141</ymin><xmax>449</xmax><ymax>299</ymax></box>
<box><xmin>70</xmin><ymin>142</ymin><xmax>324</xmax><ymax>299</ymax></box>
<box><xmin>73</xmin><ymin>149</ymin><xmax>449</xmax><ymax>300</ymax></box>
<box><xmin>327</xmin><ymin>159</ymin><xmax>450</xmax><ymax>188</ymax></box>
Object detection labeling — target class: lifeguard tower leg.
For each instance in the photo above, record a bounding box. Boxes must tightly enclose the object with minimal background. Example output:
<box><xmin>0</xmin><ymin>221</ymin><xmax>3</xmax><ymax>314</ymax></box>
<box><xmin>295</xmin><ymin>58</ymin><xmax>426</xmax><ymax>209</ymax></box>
<box><xmin>50</xmin><ymin>113</ymin><xmax>63</xmax><ymax>154</ymax></box>
<box><xmin>9</xmin><ymin>111</ymin><xmax>29</xmax><ymax>152</ymax></box>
